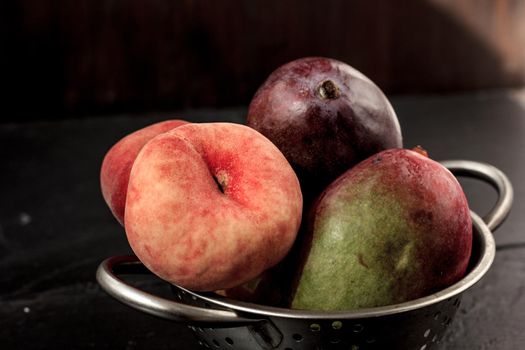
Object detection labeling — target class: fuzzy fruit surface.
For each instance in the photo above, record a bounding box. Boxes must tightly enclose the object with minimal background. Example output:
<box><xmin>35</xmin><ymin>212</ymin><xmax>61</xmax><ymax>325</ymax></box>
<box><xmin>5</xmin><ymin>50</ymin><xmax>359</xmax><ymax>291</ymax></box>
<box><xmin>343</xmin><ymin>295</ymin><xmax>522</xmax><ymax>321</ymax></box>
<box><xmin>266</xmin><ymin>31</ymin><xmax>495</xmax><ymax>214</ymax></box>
<box><xmin>125</xmin><ymin>122</ymin><xmax>303</xmax><ymax>291</ymax></box>
<box><xmin>247</xmin><ymin>57</ymin><xmax>402</xmax><ymax>200</ymax></box>
<box><xmin>100</xmin><ymin>119</ymin><xmax>188</xmax><ymax>225</ymax></box>
<box><xmin>291</xmin><ymin>148</ymin><xmax>472</xmax><ymax>311</ymax></box>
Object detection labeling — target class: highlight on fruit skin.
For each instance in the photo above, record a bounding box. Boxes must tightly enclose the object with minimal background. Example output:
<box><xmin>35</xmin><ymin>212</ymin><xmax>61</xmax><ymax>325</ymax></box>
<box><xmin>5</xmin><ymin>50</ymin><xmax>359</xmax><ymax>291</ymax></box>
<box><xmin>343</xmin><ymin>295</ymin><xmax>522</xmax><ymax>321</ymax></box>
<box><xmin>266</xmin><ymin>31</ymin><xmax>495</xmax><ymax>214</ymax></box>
<box><xmin>290</xmin><ymin>148</ymin><xmax>472</xmax><ymax>311</ymax></box>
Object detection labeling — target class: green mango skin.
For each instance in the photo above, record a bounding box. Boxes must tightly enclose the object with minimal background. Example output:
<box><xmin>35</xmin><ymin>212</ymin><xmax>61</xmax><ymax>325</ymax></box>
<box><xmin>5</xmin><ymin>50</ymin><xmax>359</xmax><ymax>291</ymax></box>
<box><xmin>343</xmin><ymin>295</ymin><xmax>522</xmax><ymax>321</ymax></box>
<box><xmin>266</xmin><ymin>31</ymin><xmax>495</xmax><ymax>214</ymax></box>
<box><xmin>291</xmin><ymin>148</ymin><xmax>472</xmax><ymax>311</ymax></box>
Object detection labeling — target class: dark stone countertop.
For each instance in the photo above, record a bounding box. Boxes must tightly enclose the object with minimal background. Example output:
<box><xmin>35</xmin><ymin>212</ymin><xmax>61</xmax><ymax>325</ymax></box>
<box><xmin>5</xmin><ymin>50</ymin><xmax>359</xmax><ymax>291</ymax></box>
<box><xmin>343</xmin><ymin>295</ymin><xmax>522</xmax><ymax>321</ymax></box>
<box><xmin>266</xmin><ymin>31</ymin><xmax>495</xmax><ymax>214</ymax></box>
<box><xmin>1</xmin><ymin>90</ymin><xmax>524</xmax><ymax>349</ymax></box>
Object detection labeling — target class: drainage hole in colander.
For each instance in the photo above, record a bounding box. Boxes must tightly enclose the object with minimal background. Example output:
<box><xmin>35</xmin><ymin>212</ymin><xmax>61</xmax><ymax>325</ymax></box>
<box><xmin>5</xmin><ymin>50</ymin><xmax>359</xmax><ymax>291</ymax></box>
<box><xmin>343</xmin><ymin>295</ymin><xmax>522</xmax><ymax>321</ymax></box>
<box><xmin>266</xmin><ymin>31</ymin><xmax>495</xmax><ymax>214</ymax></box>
<box><xmin>433</xmin><ymin>311</ymin><xmax>441</xmax><ymax>320</ymax></box>
<box><xmin>224</xmin><ymin>337</ymin><xmax>234</xmax><ymax>346</ymax></box>
<box><xmin>292</xmin><ymin>333</ymin><xmax>303</xmax><ymax>342</ymax></box>
<box><xmin>424</xmin><ymin>329</ymin><xmax>431</xmax><ymax>338</ymax></box>
<box><xmin>199</xmin><ymin>339</ymin><xmax>210</xmax><ymax>348</ymax></box>
<box><xmin>352</xmin><ymin>323</ymin><xmax>364</xmax><ymax>333</ymax></box>
<box><xmin>331</xmin><ymin>320</ymin><xmax>343</xmax><ymax>330</ymax></box>
<box><xmin>366</xmin><ymin>337</ymin><xmax>376</xmax><ymax>344</ymax></box>
<box><xmin>212</xmin><ymin>339</ymin><xmax>220</xmax><ymax>347</ymax></box>
<box><xmin>329</xmin><ymin>337</ymin><xmax>341</xmax><ymax>344</ymax></box>
<box><xmin>442</xmin><ymin>316</ymin><xmax>452</xmax><ymax>326</ymax></box>
<box><xmin>350</xmin><ymin>345</ymin><xmax>360</xmax><ymax>350</ymax></box>
<box><xmin>420</xmin><ymin>344</ymin><xmax>427</xmax><ymax>350</ymax></box>
<box><xmin>454</xmin><ymin>298</ymin><xmax>461</xmax><ymax>308</ymax></box>
<box><xmin>309</xmin><ymin>323</ymin><xmax>321</xmax><ymax>332</ymax></box>
<box><xmin>432</xmin><ymin>335</ymin><xmax>439</xmax><ymax>343</ymax></box>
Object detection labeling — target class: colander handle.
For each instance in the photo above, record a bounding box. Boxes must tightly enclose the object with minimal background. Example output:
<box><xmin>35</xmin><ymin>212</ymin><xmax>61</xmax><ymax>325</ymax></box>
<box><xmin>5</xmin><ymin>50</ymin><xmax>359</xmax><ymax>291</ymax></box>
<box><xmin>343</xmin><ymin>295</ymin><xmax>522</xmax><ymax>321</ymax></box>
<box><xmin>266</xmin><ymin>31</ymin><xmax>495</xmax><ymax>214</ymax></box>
<box><xmin>96</xmin><ymin>255</ymin><xmax>263</xmax><ymax>326</ymax></box>
<box><xmin>440</xmin><ymin>160</ymin><xmax>513</xmax><ymax>231</ymax></box>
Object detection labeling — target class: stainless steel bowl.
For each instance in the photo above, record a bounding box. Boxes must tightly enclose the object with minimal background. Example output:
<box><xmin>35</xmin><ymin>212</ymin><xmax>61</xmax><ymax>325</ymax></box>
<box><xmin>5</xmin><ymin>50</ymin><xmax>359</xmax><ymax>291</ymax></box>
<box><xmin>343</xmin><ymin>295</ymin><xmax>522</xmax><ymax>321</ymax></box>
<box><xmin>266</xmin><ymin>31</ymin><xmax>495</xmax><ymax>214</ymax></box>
<box><xmin>97</xmin><ymin>160</ymin><xmax>513</xmax><ymax>350</ymax></box>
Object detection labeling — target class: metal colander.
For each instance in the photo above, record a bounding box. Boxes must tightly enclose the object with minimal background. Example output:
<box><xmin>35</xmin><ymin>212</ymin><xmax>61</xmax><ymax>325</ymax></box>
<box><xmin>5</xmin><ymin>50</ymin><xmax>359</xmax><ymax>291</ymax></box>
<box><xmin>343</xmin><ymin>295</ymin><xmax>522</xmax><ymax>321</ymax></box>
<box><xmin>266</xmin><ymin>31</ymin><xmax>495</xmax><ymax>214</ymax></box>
<box><xmin>97</xmin><ymin>160</ymin><xmax>513</xmax><ymax>350</ymax></box>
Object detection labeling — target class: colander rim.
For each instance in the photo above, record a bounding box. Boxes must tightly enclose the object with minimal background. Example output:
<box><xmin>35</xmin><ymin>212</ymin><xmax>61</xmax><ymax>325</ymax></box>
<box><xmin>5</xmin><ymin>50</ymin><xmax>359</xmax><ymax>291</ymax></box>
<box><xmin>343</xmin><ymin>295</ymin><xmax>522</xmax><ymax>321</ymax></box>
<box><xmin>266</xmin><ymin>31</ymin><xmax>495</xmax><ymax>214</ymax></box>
<box><xmin>176</xmin><ymin>210</ymin><xmax>495</xmax><ymax>319</ymax></box>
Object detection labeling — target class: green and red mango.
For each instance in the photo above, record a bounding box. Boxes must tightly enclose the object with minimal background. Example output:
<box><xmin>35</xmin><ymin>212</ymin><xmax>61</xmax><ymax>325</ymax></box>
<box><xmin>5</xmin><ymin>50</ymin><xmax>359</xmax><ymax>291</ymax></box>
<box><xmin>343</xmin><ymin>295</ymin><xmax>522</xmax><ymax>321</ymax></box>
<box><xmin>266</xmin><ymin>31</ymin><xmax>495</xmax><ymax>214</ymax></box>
<box><xmin>291</xmin><ymin>148</ymin><xmax>472</xmax><ymax>310</ymax></box>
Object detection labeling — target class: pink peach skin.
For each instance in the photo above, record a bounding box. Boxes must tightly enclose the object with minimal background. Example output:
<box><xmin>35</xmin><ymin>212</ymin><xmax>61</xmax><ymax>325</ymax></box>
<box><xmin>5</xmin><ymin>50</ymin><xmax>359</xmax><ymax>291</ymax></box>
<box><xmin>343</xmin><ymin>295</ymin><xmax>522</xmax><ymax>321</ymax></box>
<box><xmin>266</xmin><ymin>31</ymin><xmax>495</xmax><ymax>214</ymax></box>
<box><xmin>100</xmin><ymin>120</ymin><xmax>188</xmax><ymax>225</ymax></box>
<box><xmin>125</xmin><ymin>122</ymin><xmax>303</xmax><ymax>291</ymax></box>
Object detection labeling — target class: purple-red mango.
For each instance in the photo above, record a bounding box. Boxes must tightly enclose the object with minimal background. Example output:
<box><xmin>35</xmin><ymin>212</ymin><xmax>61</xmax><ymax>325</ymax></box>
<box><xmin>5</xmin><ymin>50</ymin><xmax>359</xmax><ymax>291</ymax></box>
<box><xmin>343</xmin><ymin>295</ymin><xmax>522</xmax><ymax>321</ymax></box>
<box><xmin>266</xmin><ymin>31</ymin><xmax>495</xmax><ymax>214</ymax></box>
<box><xmin>247</xmin><ymin>57</ymin><xmax>402</xmax><ymax>200</ymax></box>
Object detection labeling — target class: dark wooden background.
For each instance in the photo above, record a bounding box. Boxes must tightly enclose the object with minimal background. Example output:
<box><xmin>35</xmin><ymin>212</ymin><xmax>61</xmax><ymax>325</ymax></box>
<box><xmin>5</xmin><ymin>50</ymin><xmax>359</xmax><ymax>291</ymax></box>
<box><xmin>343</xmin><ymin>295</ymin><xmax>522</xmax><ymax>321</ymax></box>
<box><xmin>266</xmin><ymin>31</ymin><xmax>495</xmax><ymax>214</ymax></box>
<box><xmin>1</xmin><ymin>0</ymin><xmax>525</xmax><ymax>120</ymax></box>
